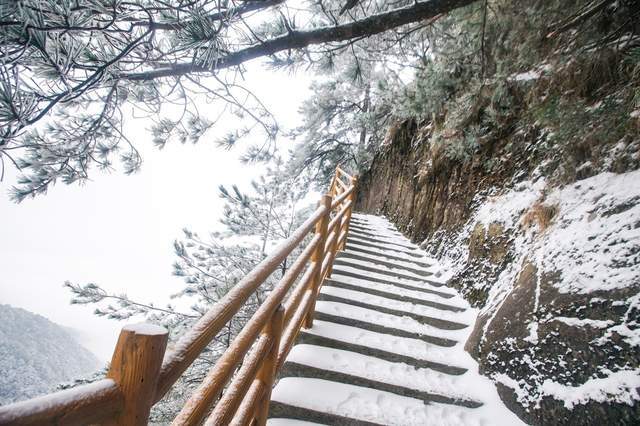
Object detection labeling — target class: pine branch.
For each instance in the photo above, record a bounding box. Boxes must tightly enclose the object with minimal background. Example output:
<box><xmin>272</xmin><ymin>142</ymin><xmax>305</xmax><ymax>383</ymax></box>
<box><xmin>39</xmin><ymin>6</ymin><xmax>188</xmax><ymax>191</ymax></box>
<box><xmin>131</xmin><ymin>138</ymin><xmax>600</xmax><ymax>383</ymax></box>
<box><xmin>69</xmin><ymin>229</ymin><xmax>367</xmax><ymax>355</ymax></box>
<box><xmin>546</xmin><ymin>0</ymin><xmax>615</xmax><ymax>39</ymax></box>
<box><xmin>122</xmin><ymin>0</ymin><xmax>478</xmax><ymax>80</ymax></box>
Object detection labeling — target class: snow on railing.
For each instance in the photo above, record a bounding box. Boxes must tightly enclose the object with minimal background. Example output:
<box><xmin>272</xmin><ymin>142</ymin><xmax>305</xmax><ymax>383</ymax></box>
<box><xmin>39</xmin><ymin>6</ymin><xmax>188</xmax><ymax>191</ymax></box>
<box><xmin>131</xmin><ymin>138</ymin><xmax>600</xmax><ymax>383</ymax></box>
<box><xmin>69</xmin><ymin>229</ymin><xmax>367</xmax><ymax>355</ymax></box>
<box><xmin>0</xmin><ymin>166</ymin><xmax>358</xmax><ymax>426</ymax></box>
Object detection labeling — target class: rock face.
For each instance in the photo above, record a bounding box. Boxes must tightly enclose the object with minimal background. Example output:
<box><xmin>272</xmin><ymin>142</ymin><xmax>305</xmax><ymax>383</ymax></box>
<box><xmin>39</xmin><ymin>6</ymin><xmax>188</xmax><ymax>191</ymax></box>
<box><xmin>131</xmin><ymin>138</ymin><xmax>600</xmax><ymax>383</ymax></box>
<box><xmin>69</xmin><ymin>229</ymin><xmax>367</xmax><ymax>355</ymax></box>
<box><xmin>0</xmin><ymin>304</ymin><xmax>101</xmax><ymax>405</ymax></box>
<box><xmin>356</xmin><ymin>115</ymin><xmax>543</xmax><ymax>244</ymax></box>
<box><xmin>357</xmin><ymin>119</ymin><xmax>479</xmax><ymax>241</ymax></box>
<box><xmin>355</xmin><ymin>118</ymin><xmax>640</xmax><ymax>424</ymax></box>
<box><xmin>475</xmin><ymin>260</ymin><xmax>640</xmax><ymax>425</ymax></box>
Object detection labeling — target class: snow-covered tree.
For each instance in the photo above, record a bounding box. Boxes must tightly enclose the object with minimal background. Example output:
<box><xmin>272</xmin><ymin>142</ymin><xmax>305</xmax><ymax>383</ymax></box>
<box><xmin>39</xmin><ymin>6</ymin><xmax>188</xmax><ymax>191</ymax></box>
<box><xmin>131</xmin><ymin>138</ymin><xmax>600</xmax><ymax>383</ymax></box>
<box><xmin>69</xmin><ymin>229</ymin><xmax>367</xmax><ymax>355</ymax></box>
<box><xmin>0</xmin><ymin>0</ymin><xmax>480</xmax><ymax>201</ymax></box>
<box><xmin>64</xmin><ymin>158</ymin><xmax>311</xmax><ymax>421</ymax></box>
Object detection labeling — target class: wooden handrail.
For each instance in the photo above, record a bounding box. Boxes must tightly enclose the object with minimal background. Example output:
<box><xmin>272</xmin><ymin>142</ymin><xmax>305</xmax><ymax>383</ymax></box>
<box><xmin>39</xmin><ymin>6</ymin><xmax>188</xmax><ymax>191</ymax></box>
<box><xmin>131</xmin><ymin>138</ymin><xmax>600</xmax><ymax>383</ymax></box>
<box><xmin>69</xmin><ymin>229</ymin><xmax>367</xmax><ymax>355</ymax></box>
<box><xmin>0</xmin><ymin>168</ymin><xmax>358</xmax><ymax>426</ymax></box>
<box><xmin>0</xmin><ymin>379</ymin><xmax>122</xmax><ymax>425</ymax></box>
<box><xmin>331</xmin><ymin>185</ymin><xmax>354</xmax><ymax>209</ymax></box>
<box><xmin>335</xmin><ymin>175</ymin><xmax>349</xmax><ymax>191</ymax></box>
<box><xmin>336</xmin><ymin>165</ymin><xmax>353</xmax><ymax>180</ymax></box>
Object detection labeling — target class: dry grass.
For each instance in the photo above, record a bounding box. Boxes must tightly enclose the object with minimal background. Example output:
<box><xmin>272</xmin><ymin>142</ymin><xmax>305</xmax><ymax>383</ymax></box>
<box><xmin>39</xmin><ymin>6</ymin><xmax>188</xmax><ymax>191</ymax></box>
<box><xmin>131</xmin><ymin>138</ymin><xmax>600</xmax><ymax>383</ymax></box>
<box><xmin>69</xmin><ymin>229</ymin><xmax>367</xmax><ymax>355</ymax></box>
<box><xmin>522</xmin><ymin>201</ymin><xmax>559</xmax><ymax>231</ymax></box>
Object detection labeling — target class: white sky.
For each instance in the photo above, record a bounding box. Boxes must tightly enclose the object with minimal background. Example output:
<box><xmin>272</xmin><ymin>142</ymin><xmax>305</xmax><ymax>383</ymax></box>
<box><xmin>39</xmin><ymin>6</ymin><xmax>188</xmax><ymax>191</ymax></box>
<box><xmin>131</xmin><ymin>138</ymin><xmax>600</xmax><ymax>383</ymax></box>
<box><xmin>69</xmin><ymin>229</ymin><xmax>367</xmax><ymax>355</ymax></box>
<box><xmin>0</xmin><ymin>66</ymin><xmax>312</xmax><ymax>361</ymax></box>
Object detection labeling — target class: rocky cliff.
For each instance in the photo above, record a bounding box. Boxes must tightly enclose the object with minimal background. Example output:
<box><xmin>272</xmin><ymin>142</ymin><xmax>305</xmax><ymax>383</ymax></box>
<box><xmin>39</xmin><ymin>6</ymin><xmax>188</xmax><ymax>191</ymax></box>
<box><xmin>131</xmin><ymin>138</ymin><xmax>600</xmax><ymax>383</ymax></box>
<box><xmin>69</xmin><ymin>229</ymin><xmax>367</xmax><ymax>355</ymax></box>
<box><xmin>356</xmin><ymin>37</ymin><xmax>640</xmax><ymax>426</ymax></box>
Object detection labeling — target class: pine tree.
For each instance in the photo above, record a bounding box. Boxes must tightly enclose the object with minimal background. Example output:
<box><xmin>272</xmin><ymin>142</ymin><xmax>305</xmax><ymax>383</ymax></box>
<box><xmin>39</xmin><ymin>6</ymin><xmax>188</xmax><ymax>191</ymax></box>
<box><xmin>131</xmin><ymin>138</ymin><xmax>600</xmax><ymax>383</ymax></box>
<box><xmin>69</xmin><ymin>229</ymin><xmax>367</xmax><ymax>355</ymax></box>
<box><xmin>64</xmin><ymin>158</ymin><xmax>311</xmax><ymax>420</ymax></box>
<box><xmin>0</xmin><ymin>0</ymin><xmax>479</xmax><ymax>201</ymax></box>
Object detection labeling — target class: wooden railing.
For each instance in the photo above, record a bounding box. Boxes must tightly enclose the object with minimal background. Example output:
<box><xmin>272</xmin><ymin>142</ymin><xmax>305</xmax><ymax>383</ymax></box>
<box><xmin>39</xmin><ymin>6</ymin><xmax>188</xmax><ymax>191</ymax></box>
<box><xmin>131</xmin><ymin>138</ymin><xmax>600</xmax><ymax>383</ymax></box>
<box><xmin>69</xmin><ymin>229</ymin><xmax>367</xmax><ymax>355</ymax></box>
<box><xmin>0</xmin><ymin>166</ymin><xmax>358</xmax><ymax>426</ymax></box>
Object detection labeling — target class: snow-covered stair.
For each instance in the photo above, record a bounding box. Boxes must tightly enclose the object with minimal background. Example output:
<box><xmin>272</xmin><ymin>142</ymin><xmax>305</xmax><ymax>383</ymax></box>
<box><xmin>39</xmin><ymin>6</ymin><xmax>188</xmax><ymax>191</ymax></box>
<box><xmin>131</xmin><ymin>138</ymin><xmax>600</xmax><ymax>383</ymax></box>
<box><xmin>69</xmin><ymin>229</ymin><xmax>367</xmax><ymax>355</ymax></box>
<box><xmin>268</xmin><ymin>214</ymin><xmax>523</xmax><ymax>426</ymax></box>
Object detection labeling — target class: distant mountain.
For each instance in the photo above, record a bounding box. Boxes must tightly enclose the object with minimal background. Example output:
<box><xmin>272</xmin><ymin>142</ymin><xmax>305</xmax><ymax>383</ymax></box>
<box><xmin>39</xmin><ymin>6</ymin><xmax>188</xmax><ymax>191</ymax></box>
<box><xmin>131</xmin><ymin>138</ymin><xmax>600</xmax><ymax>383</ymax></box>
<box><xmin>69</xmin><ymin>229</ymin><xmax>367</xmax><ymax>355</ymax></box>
<box><xmin>0</xmin><ymin>304</ymin><xmax>101</xmax><ymax>405</ymax></box>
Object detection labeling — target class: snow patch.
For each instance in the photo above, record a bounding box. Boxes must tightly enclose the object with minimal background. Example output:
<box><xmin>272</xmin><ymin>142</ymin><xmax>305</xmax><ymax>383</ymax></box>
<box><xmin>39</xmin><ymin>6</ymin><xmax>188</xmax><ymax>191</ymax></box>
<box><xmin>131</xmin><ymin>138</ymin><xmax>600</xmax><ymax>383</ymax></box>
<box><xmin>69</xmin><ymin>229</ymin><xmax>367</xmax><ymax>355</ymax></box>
<box><xmin>550</xmin><ymin>316</ymin><xmax>614</xmax><ymax>329</ymax></box>
<box><xmin>513</xmin><ymin>70</ymin><xmax>540</xmax><ymax>81</ymax></box>
<box><xmin>509</xmin><ymin>64</ymin><xmax>552</xmax><ymax>82</ymax></box>
<box><xmin>122</xmin><ymin>322</ymin><xmax>168</xmax><ymax>335</ymax></box>
<box><xmin>475</xmin><ymin>179</ymin><xmax>546</xmax><ymax>227</ymax></box>
<box><xmin>523</xmin><ymin>322</ymin><xmax>539</xmax><ymax>344</ymax></box>
<box><xmin>541</xmin><ymin>170</ymin><xmax>640</xmax><ymax>294</ymax></box>
<box><xmin>540</xmin><ymin>370</ymin><xmax>640</xmax><ymax>409</ymax></box>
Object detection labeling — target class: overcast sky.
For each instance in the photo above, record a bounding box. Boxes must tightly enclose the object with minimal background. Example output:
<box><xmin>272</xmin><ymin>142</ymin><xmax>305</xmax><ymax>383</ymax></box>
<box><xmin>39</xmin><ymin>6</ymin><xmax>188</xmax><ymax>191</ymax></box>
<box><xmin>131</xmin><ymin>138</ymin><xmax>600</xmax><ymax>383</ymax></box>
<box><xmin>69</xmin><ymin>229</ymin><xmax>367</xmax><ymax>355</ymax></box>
<box><xmin>0</xmin><ymin>66</ymin><xmax>312</xmax><ymax>361</ymax></box>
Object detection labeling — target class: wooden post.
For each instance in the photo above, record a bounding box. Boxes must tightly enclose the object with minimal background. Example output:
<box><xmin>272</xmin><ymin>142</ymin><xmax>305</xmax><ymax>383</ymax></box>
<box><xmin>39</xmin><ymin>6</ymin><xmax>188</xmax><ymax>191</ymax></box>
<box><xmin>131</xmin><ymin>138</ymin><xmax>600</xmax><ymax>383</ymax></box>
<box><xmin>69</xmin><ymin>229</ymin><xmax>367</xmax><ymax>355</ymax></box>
<box><xmin>325</xmin><ymin>224</ymin><xmax>340</xmax><ymax>279</ymax></box>
<box><xmin>331</xmin><ymin>165</ymin><xmax>341</xmax><ymax>197</ymax></box>
<box><xmin>107</xmin><ymin>323</ymin><xmax>168</xmax><ymax>426</ymax></box>
<box><xmin>254</xmin><ymin>305</ymin><xmax>285</xmax><ymax>426</ymax></box>
<box><xmin>329</xmin><ymin>175</ymin><xmax>337</xmax><ymax>197</ymax></box>
<box><xmin>340</xmin><ymin>176</ymin><xmax>358</xmax><ymax>251</ymax></box>
<box><xmin>304</xmin><ymin>194</ymin><xmax>332</xmax><ymax>329</ymax></box>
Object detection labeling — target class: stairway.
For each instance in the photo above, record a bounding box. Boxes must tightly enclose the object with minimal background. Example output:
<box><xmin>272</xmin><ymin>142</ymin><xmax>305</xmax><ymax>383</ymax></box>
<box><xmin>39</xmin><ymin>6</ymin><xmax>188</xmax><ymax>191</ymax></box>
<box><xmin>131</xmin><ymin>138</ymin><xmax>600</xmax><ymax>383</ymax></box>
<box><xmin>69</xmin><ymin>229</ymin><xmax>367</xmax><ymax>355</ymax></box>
<box><xmin>267</xmin><ymin>214</ymin><xmax>523</xmax><ymax>426</ymax></box>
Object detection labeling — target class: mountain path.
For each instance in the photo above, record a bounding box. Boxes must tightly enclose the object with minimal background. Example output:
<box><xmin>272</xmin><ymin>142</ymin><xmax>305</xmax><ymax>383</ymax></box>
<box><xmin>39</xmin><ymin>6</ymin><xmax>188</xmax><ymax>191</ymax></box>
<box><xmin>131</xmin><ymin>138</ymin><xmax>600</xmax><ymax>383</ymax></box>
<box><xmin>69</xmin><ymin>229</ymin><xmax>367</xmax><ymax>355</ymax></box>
<box><xmin>268</xmin><ymin>213</ymin><xmax>524</xmax><ymax>426</ymax></box>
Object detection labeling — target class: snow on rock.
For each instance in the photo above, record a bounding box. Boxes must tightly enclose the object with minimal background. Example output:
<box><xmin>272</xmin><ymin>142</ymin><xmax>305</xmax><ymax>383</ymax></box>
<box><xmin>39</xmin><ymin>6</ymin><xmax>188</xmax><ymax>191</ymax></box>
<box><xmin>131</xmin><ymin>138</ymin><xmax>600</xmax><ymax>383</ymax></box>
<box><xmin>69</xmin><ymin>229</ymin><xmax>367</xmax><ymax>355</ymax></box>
<box><xmin>444</xmin><ymin>169</ymin><xmax>640</xmax><ymax>331</ymax></box>
<box><xmin>523</xmin><ymin>322</ymin><xmax>539</xmax><ymax>345</ymax></box>
<box><xmin>539</xmin><ymin>171</ymin><xmax>640</xmax><ymax>294</ymax></box>
<box><xmin>434</xmin><ymin>169</ymin><xmax>640</xmax><ymax>415</ymax></box>
<box><xmin>540</xmin><ymin>369</ymin><xmax>640</xmax><ymax>410</ymax></box>
<box><xmin>550</xmin><ymin>317</ymin><xmax>614</xmax><ymax>329</ymax></box>
<box><xmin>513</xmin><ymin>70</ymin><xmax>541</xmax><ymax>81</ymax></box>
<box><xmin>475</xmin><ymin>178</ymin><xmax>546</xmax><ymax>227</ymax></box>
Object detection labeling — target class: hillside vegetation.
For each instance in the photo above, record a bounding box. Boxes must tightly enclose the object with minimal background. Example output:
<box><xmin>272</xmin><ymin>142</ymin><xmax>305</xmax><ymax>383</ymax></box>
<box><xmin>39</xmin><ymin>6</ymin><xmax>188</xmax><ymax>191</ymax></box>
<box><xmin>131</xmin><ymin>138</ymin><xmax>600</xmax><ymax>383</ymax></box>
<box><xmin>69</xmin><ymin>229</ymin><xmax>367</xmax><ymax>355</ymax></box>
<box><xmin>0</xmin><ymin>304</ymin><xmax>100</xmax><ymax>405</ymax></box>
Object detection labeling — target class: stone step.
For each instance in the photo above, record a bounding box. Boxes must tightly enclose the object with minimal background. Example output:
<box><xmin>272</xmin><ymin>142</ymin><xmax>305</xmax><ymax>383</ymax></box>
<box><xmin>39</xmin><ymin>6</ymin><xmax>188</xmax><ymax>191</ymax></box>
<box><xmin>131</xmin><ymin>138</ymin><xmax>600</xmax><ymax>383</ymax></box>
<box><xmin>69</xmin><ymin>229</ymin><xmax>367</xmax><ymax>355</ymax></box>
<box><xmin>317</xmin><ymin>291</ymin><xmax>469</xmax><ymax>331</ymax></box>
<box><xmin>314</xmin><ymin>311</ymin><xmax>458</xmax><ymax>347</ymax></box>
<box><xmin>351</xmin><ymin>216</ymin><xmax>399</xmax><ymax>233</ymax></box>
<box><xmin>270</xmin><ymin>378</ymin><xmax>483</xmax><ymax>426</ymax></box>
<box><xmin>349</xmin><ymin>223</ymin><xmax>404</xmax><ymax>239</ymax></box>
<box><xmin>280</xmin><ymin>345</ymin><xmax>482</xmax><ymax>408</ymax></box>
<box><xmin>348</xmin><ymin>230</ymin><xmax>419</xmax><ymax>251</ymax></box>
<box><xmin>349</xmin><ymin>227</ymin><xmax>409</xmax><ymax>243</ymax></box>
<box><xmin>279</xmin><ymin>364</ymin><xmax>479</xmax><ymax>409</ymax></box>
<box><xmin>333</xmin><ymin>257</ymin><xmax>433</xmax><ymax>282</ymax></box>
<box><xmin>332</xmin><ymin>262</ymin><xmax>450</xmax><ymax>293</ymax></box>
<box><xmin>267</xmin><ymin>214</ymin><xmax>522</xmax><ymax>426</ymax></box>
<box><xmin>302</xmin><ymin>320</ymin><xmax>464</xmax><ymax>367</ymax></box>
<box><xmin>330</xmin><ymin>266</ymin><xmax>454</xmax><ymax>298</ymax></box>
<box><xmin>315</xmin><ymin>301</ymin><xmax>464</xmax><ymax>345</ymax></box>
<box><xmin>269</xmin><ymin>400</ymin><xmax>381</xmax><ymax>426</ymax></box>
<box><xmin>347</xmin><ymin>236</ymin><xmax>425</xmax><ymax>259</ymax></box>
<box><xmin>298</xmin><ymin>331</ymin><xmax>467</xmax><ymax>375</ymax></box>
<box><xmin>268</xmin><ymin>418</ymin><xmax>326</xmax><ymax>426</ymax></box>
<box><xmin>349</xmin><ymin>220</ymin><xmax>371</xmax><ymax>229</ymax></box>
<box><xmin>350</xmin><ymin>216</ymin><xmax>386</xmax><ymax>227</ymax></box>
<box><xmin>324</xmin><ymin>278</ymin><xmax>465</xmax><ymax>313</ymax></box>
<box><xmin>348</xmin><ymin>222</ymin><xmax>412</xmax><ymax>239</ymax></box>
<box><xmin>344</xmin><ymin>243</ymin><xmax>434</xmax><ymax>268</ymax></box>
<box><xmin>338</xmin><ymin>250</ymin><xmax>433</xmax><ymax>277</ymax></box>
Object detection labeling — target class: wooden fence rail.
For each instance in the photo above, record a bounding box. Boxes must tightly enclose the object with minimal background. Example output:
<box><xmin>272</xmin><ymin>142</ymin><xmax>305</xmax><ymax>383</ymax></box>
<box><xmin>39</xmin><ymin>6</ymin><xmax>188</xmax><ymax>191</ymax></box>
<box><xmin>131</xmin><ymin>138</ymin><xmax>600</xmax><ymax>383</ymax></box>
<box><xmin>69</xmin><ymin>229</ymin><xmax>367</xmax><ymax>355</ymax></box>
<box><xmin>0</xmin><ymin>166</ymin><xmax>358</xmax><ymax>426</ymax></box>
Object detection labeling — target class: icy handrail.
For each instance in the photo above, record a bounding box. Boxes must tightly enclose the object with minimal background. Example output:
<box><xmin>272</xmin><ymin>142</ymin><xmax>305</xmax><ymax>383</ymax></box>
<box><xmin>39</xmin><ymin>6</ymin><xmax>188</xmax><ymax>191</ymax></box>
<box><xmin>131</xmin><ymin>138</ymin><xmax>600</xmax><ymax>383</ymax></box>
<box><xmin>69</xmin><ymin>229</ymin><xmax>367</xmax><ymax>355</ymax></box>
<box><xmin>0</xmin><ymin>166</ymin><xmax>357</xmax><ymax>426</ymax></box>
